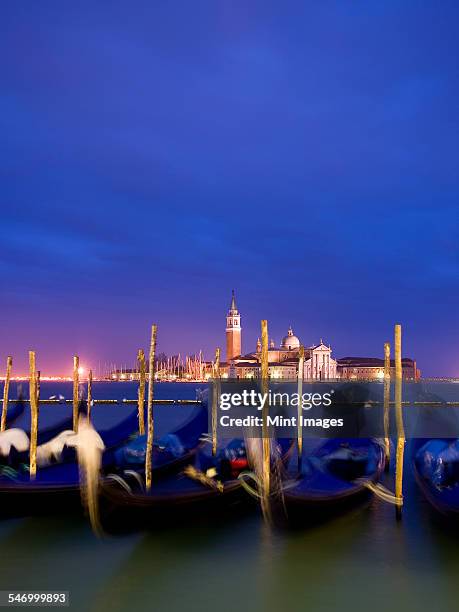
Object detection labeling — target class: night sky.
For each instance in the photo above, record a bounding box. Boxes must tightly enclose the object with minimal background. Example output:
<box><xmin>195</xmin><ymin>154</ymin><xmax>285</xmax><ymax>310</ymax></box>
<box><xmin>1</xmin><ymin>2</ymin><xmax>458</xmax><ymax>376</ymax></box>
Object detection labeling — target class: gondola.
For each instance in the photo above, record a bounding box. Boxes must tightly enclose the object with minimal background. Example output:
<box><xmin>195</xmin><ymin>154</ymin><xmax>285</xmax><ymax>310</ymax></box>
<box><xmin>5</xmin><ymin>402</ymin><xmax>75</xmax><ymax>446</ymax></box>
<box><xmin>412</xmin><ymin>438</ymin><xmax>459</xmax><ymax>516</ymax></box>
<box><xmin>279</xmin><ymin>438</ymin><xmax>385</xmax><ymax>524</ymax></box>
<box><xmin>0</xmin><ymin>404</ymin><xmax>207</xmax><ymax>517</ymax></box>
<box><xmin>410</xmin><ymin>386</ymin><xmax>459</xmax><ymax>516</ymax></box>
<box><xmin>0</xmin><ymin>400</ymin><xmax>75</xmax><ymax>465</ymax></box>
<box><xmin>2</xmin><ymin>396</ymin><xmax>141</xmax><ymax>449</ymax></box>
<box><xmin>98</xmin><ymin>437</ymin><xmax>294</xmax><ymax>531</ymax></box>
<box><xmin>1</xmin><ymin>397</ymin><xmax>26</xmax><ymax>427</ymax></box>
<box><xmin>1</xmin><ymin>400</ymin><xmax>140</xmax><ymax>466</ymax></box>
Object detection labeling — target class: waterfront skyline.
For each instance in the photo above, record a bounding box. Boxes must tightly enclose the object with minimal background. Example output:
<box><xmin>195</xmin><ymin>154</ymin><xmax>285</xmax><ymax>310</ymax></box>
<box><xmin>1</xmin><ymin>2</ymin><xmax>459</xmax><ymax>376</ymax></box>
<box><xmin>0</xmin><ymin>291</ymin><xmax>444</xmax><ymax>378</ymax></box>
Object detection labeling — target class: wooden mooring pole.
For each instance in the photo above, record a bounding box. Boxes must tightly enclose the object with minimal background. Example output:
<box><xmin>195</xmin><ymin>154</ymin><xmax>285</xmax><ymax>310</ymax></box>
<box><xmin>297</xmin><ymin>345</ymin><xmax>305</xmax><ymax>472</ymax></box>
<box><xmin>87</xmin><ymin>369</ymin><xmax>93</xmax><ymax>421</ymax></box>
<box><xmin>1</xmin><ymin>356</ymin><xmax>12</xmax><ymax>432</ymax></box>
<box><xmin>137</xmin><ymin>349</ymin><xmax>146</xmax><ymax>435</ymax></box>
<box><xmin>383</xmin><ymin>342</ymin><xmax>391</xmax><ymax>470</ymax></box>
<box><xmin>73</xmin><ymin>355</ymin><xmax>79</xmax><ymax>432</ymax></box>
<box><xmin>261</xmin><ymin>319</ymin><xmax>270</xmax><ymax>516</ymax></box>
<box><xmin>36</xmin><ymin>371</ymin><xmax>41</xmax><ymax>403</ymax></box>
<box><xmin>29</xmin><ymin>351</ymin><xmax>39</xmax><ymax>479</ymax></box>
<box><xmin>145</xmin><ymin>324</ymin><xmax>157</xmax><ymax>492</ymax></box>
<box><xmin>394</xmin><ymin>324</ymin><xmax>405</xmax><ymax>519</ymax></box>
<box><xmin>211</xmin><ymin>347</ymin><xmax>221</xmax><ymax>456</ymax></box>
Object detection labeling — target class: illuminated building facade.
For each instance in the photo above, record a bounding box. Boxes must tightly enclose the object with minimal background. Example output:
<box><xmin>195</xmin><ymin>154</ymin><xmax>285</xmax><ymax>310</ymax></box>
<box><xmin>337</xmin><ymin>357</ymin><xmax>420</xmax><ymax>381</ymax></box>
<box><xmin>221</xmin><ymin>292</ymin><xmax>338</xmax><ymax>380</ymax></box>
<box><xmin>220</xmin><ymin>292</ymin><xmax>419</xmax><ymax>381</ymax></box>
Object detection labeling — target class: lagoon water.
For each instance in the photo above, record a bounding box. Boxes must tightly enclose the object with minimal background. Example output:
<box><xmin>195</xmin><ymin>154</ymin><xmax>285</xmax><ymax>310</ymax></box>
<box><xmin>1</xmin><ymin>382</ymin><xmax>459</xmax><ymax>612</ymax></box>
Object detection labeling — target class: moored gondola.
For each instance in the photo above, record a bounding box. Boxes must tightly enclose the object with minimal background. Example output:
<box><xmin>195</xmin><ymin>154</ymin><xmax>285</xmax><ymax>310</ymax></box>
<box><xmin>98</xmin><ymin>437</ymin><xmax>294</xmax><ymax>532</ymax></box>
<box><xmin>0</xmin><ymin>400</ymin><xmax>139</xmax><ymax>467</ymax></box>
<box><xmin>410</xmin><ymin>386</ymin><xmax>459</xmax><ymax>517</ymax></box>
<box><xmin>0</xmin><ymin>404</ymin><xmax>207</xmax><ymax>517</ymax></box>
<box><xmin>2</xmin><ymin>396</ymin><xmax>26</xmax><ymax>427</ymax></box>
<box><xmin>412</xmin><ymin>438</ymin><xmax>459</xmax><ymax>516</ymax></box>
<box><xmin>278</xmin><ymin>438</ymin><xmax>385</xmax><ymax>525</ymax></box>
<box><xmin>5</xmin><ymin>402</ymin><xmax>75</xmax><ymax>446</ymax></box>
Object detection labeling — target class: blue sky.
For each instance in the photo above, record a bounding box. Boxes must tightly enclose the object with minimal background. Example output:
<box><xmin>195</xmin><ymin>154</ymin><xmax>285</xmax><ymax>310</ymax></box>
<box><xmin>1</xmin><ymin>1</ymin><xmax>458</xmax><ymax>375</ymax></box>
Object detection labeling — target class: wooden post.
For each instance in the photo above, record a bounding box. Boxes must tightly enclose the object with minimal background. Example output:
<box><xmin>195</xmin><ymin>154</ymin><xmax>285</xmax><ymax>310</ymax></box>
<box><xmin>1</xmin><ymin>356</ymin><xmax>13</xmax><ymax>432</ymax></box>
<box><xmin>394</xmin><ymin>324</ymin><xmax>405</xmax><ymax>519</ymax></box>
<box><xmin>73</xmin><ymin>355</ymin><xmax>79</xmax><ymax>432</ymax></box>
<box><xmin>29</xmin><ymin>351</ymin><xmax>39</xmax><ymax>480</ymax></box>
<box><xmin>137</xmin><ymin>349</ymin><xmax>146</xmax><ymax>435</ymax></box>
<box><xmin>383</xmin><ymin>342</ymin><xmax>391</xmax><ymax>469</ymax></box>
<box><xmin>145</xmin><ymin>324</ymin><xmax>157</xmax><ymax>492</ymax></box>
<box><xmin>87</xmin><ymin>369</ymin><xmax>93</xmax><ymax>421</ymax></box>
<box><xmin>297</xmin><ymin>345</ymin><xmax>305</xmax><ymax>472</ymax></box>
<box><xmin>211</xmin><ymin>347</ymin><xmax>221</xmax><ymax>456</ymax></box>
<box><xmin>36</xmin><ymin>371</ymin><xmax>41</xmax><ymax>408</ymax></box>
<box><xmin>261</xmin><ymin>320</ymin><xmax>270</xmax><ymax>512</ymax></box>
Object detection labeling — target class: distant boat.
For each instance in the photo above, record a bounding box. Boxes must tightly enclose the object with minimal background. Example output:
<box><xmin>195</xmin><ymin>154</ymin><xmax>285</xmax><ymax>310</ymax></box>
<box><xmin>48</xmin><ymin>395</ymin><xmax>65</xmax><ymax>402</ymax></box>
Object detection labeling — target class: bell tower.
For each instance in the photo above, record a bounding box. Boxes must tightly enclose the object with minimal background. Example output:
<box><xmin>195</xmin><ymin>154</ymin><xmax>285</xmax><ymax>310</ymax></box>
<box><xmin>226</xmin><ymin>290</ymin><xmax>242</xmax><ymax>361</ymax></box>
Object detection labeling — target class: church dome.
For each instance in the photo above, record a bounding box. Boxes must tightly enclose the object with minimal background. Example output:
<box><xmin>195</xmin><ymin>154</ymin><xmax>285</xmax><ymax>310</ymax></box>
<box><xmin>281</xmin><ymin>326</ymin><xmax>300</xmax><ymax>350</ymax></box>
